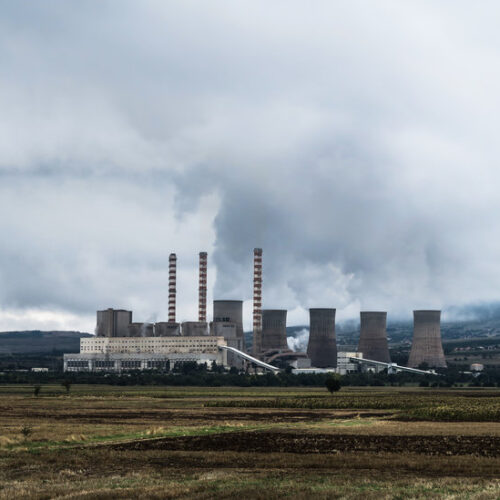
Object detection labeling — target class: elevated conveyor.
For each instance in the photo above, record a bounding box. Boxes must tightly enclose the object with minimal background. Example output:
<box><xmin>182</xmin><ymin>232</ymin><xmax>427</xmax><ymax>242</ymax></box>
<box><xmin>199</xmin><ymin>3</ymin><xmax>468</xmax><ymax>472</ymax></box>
<box><xmin>218</xmin><ymin>345</ymin><xmax>281</xmax><ymax>372</ymax></box>
<box><xmin>348</xmin><ymin>356</ymin><xmax>438</xmax><ymax>375</ymax></box>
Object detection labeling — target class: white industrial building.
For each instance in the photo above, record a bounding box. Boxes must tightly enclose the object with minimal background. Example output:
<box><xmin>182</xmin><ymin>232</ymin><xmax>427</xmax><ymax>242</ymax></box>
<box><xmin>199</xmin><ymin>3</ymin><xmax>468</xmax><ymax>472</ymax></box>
<box><xmin>64</xmin><ymin>336</ymin><xmax>228</xmax><ymax>372</ymax></box>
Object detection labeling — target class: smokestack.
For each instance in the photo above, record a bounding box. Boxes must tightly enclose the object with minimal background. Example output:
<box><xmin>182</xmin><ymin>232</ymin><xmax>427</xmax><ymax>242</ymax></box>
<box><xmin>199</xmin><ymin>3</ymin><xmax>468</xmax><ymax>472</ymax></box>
<box><xmin>357</xmin><ymin>312</ymin><xmax>391</xmax><ymax>363</ymax></box>
<box><xmin>408</xmin><ymin>310</ymin><xmax>447</xmax><ymax>368</ymax></box>
<box><xmin>252</xmin><ymin>248</ymin><xmax>263</xmax><ymax>356</ymax></box>
<box><xmin>261</xmin><ymin>309</ymin><xmax>288</xmax><ymax>352</ymax></box>
<box><xmin>307</xmin><ymin>308</ymin><xmax>337</xmax><ymax>368</ymax></box>
<box><xmin>168</xmin><ymin>253</ymin><xmax>177</xmax><ymax>323</ymax></box>
<box><xmin>198</xmin><ymin>252</ymin><xmax>207</xmax><ymax>322</ymax></box>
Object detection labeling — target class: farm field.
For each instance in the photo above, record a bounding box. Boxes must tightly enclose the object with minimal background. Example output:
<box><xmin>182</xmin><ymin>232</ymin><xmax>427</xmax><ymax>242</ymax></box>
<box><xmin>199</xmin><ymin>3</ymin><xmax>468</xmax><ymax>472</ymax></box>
<box><xmin>0</xmin><ymin>385</ymin><xmax>499</xmax><ymax>499</ymax></box>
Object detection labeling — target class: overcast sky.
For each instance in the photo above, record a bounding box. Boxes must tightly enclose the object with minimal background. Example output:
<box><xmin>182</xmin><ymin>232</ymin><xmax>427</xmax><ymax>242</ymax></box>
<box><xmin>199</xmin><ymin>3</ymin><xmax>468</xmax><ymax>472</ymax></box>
<box><xmin>1</xmin><ymin>1</ymin><xmax>500</xmax><ymax>332</ymax></box>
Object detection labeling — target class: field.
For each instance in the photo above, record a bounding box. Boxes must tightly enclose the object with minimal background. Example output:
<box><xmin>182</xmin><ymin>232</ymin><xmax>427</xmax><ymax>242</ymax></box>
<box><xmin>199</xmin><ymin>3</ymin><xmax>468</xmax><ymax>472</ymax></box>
<box><xmin>0</xmin><ymin>385</ymin><xmax>500</xmax><ymax>498</ymax></box>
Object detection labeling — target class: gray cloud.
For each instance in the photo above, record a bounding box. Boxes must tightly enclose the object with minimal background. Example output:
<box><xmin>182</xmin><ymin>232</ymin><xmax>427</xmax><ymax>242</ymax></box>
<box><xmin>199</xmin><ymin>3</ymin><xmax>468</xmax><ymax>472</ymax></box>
<box><xmin>1</xmin><ymin>1</ymin><xmax>500</xmax><ymax>332</ymax></box>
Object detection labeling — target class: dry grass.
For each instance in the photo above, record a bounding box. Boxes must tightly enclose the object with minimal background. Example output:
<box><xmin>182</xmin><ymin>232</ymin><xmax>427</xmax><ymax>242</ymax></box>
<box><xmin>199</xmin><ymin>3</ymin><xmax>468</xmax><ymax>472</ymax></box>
<box><xmin>0</xmin><ymin>385</ymin><xmax>499</xmax><ymax>498</ymax></box>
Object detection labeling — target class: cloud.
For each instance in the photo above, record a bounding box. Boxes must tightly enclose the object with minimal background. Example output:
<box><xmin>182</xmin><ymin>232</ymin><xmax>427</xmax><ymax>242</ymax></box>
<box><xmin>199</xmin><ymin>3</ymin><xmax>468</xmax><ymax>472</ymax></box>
<box><xmin>1</xmin><ymin>1</ymin><xmax>500</xmax><ymax>332</ymax></box>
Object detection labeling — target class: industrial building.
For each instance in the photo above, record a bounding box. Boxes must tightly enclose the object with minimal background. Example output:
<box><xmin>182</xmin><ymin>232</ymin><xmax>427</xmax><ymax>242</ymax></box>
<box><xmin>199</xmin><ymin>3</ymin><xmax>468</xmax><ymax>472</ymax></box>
<box><xmin>213</xmin><ymin>300</ymin><xmax>245</xmax><ymax>346</ymax></box>
<box><xmin>128</xmin><ymin>322</ymin><xmax>154</xmax><ymax>337</ymax></box>
<box><xmin>357</xmin><ymin>311</ymin><xmax>391</xmax><ymax>363</ymax></box>
<box><xmin>307</xmin><ymin>308</ymin><xmax>337</xmax><ymax>368</ymax></box>
<box><xmin>96</xmin><ymin>309</ymin><xmax>132</xmax><ymax>337</ymax></box>
<box><xmin>64</xmin><ymin>336</ymin><xmax>227</xmax><ymax>372</ymax></box>
<box><xmin>408</xmin><ymin>310</ymin><xmax>447</xmax><ymax>368</ymax></box>
<box><xmin>154</xmin><ymin>322</ymin><xmax>181</xmax><ymax>336</ymax></box>
<box><xmin>181</xmin><ymin>321</ymin><xmax>209</xmax><ymax>336</ymax></box>
<box><xmin>212</xmin><ymin>300</ymin><xmax>245</xmax><ymax>368</ymax></box>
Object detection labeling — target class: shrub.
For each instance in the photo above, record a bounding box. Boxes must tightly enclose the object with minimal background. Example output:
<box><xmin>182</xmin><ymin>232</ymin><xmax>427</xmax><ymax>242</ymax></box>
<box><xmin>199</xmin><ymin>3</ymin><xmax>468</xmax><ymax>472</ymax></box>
<box><xmin>20</xmin><ymin>424</ymin><xmax>33</xmax><ymax>438</ymax></box>
<box><xmin>325</xmin><ymin>375</ymin><xmax>342</xmax><ymax>394</ymax></box>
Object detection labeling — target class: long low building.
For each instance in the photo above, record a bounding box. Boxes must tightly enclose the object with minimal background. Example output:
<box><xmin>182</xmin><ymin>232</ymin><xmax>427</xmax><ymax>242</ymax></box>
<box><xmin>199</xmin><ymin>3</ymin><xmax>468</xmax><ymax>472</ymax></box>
<box><xmin>64</xmin><ymin>336</ymin><xmax>228</xmax><ymax>372</ymax></box>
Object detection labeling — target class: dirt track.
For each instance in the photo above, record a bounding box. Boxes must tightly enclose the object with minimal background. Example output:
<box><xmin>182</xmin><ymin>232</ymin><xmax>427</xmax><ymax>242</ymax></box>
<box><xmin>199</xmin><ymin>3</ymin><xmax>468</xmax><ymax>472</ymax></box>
<box><xmin>112</xmin><ymin>431</ymin><xmax>500</xmax><ymax>457</ymax></box>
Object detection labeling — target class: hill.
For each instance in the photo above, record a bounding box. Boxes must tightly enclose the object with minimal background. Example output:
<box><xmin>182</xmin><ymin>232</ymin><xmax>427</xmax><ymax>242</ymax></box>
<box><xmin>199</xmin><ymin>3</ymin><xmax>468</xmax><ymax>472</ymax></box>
<box><xmin>0</xmin><ymin>331</ymin><xmax>92</xmax><ymax>354</ymax></box>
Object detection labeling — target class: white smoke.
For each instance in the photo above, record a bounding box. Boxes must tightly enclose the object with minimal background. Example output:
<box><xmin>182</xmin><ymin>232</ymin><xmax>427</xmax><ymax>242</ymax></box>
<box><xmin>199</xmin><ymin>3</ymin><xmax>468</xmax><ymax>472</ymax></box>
<box><xmin>287</xmin><ymin>328</ymin><xmax>309</xmax><ymax>352</ymax></box>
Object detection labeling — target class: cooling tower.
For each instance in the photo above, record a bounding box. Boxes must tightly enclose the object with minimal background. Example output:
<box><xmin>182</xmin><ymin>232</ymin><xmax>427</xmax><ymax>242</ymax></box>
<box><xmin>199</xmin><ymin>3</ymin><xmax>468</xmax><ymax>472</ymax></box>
<box><xmin>307</xmin><ymin>308</ymin><xmax>337</xmax><ymax>368</ymax></box>
<box><xmin>154</xmin><ymin>322</ymin><xmax>181</xmax><ymax>337</ymax></box>
<box><xmin>357</xmin><ymin>311</ymin><xmax>391</xmax><ymax>363</ymax></box>
<box><xmin>408</xmin><ymin>310</ymin><xmax>447</xmax><ymax>368</ymax></box>
<box><xmin>213</xmin><ymin>300</ymin><xmax>244</xmax><ymax>344</ymax></box>
<box><xmin>261</xmin><ymin>309</ymin><xmax>288</xmax><ymax>352</ymax></box>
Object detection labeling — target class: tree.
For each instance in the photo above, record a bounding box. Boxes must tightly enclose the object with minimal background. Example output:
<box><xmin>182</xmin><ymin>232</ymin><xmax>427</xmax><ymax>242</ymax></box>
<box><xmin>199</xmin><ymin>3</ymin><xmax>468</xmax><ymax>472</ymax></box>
<box><xmin>325</xmin><ymin>374</ymin><xmax>341</xmax><ymax>394</ymax></box>
<box><xmin>33</xmin><ymin>385</ymin><xmax>41</xmax><ymax>397</ymax></box>
<box><xmin>61</xmin><ymin>380</ymin><xmax>71</xmax><ymax>394</ymax></box>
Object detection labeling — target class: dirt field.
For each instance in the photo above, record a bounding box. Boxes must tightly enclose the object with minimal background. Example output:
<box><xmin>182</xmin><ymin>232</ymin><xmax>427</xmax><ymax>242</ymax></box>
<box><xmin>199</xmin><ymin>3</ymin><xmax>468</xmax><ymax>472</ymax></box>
<box><xmin>0</xmin><ymin>385</ymin><xmax>499</xmax><ymax>499</ymax></box>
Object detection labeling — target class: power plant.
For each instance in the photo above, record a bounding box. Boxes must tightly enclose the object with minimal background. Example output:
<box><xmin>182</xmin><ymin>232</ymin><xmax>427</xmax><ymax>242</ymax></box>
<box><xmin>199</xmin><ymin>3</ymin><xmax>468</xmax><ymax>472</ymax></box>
<box><xmin>357</xmin><ymin>312</ymin><xmax>391</xmax><ymax>363</ymax></box>
<box><xmin>64</xmin><ymin>249</ymin><xmax>448</xmax><ymax>374</ymax></box>
<box><xmin>408</xmin><ymin>310</ymin><xmax>447</xmax><ymax>368</ymax></box>
<box><xmin>307</xmin><ymin>309</ymin><xmax>337</xmax><ymax>368</ymax></box>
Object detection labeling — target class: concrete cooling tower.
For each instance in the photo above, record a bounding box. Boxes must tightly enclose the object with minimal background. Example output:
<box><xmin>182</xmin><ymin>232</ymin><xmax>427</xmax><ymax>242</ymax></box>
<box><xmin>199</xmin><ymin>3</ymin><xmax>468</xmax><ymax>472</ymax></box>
<box><xmin>307</xmin><ymin>308</ymin><xmax>337</xmax><ymax>368</ymax></box>
<box><xmin>357</xmin><ymin>312</ymin><xmax>391</xmax><ymax>363</ymax></box>
<box><xmin>408</xmin><ymin>310</ymin><xmax>447</xmax><ymax>368</ymax></box>
<box><xmin>261</xmin><ymin>310</ymin><xmax>288</xmax><ymax>352</ymax></box>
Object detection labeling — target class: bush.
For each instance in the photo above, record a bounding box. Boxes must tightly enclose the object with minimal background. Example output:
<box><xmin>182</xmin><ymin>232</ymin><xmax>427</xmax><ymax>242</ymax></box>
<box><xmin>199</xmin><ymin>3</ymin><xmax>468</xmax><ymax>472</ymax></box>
<box><xmin>325</xmin><ymin>375</ymin><xmax>342</xmax><ymax>393</ymax></box>
<box><xmin>20</xmin><ymin>424</ymin><xmax>33</xmax><ymax>438</ymax></box>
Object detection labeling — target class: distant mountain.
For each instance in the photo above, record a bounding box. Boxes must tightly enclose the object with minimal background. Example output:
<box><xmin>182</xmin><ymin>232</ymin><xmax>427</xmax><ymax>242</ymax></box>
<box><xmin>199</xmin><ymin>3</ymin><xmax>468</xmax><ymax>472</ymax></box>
<box><xmin>0</xmin><ymin>331</ymin><xmax>92</xmax><ymax>354</ymax></box>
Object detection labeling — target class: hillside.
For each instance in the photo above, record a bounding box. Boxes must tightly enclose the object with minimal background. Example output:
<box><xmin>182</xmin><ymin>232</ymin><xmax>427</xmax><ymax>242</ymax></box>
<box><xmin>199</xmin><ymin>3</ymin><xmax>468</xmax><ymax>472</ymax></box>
<box><xmin>0</xmin><ymin>331</ymin><xmax>92</xmax><ymax>354</ymax></box>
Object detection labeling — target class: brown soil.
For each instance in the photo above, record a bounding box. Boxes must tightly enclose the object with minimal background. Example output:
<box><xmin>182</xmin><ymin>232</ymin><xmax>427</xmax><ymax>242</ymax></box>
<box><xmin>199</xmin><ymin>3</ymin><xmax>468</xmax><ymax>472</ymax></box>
<box><xmin>112</xmin><ymin>431</ymin><xmax>500</xmax><ymax>457</ymax></box>
<box><xmin>2</xmin><ymin>409</ymin><xmax>390</xmax><ymax>422</ymax></box>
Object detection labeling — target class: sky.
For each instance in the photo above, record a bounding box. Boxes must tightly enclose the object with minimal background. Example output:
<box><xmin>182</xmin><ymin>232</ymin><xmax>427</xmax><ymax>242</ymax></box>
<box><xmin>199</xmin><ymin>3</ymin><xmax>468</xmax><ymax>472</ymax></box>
<box><xmin>1</xmin><ymin>1</ymin><xmax>500</xmax><ymax>333</ymax></box>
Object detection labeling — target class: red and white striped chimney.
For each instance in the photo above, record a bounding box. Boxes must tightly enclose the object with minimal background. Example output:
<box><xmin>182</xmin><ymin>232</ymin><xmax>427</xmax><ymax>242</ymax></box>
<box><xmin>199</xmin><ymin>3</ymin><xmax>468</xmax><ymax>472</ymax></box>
<box><xmin>252</xmin><ymin>248</ymin><xmax>263</xmax><ymax>356</ymax></box>
<box><xmin>168</xmin><ymin>253</ymin><xmax>177</xmax><ymax>323</ymax></box>
<box><xmin>198</xmin><ymin>252</ymin><xmax>207</xmax><ymax>322</ymax></box>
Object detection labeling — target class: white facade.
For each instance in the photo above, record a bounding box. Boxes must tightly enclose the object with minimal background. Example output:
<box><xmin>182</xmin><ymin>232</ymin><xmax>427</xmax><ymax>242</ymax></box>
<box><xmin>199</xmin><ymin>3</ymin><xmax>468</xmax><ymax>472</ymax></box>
<box><xmin>336</xmin><ymin>352</ymin><xmax>363</xmax><ymax>375</ymax></box>
<box><xmin>79</xmin><ymin>336</ymin><xmax>226</xmax><ymax>354</ymax></box>
<box><xmin>64</xmin><ymin>336</ymin><xmax>228</xmax><ymax>372</ymax></box>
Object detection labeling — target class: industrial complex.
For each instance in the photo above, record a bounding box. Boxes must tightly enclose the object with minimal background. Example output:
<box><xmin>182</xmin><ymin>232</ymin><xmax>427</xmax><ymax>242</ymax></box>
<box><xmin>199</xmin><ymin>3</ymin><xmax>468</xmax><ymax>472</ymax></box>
<box><xmin>64</xmin><ymin>249</ymin><xmax>446</xmax><ymax>375</ymax></box>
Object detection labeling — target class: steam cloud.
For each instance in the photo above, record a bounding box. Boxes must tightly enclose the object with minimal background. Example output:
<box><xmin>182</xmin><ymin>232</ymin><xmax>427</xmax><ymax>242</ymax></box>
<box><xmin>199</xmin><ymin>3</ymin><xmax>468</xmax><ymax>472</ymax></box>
<box><xmin>1</xmin><ymin>2</ymin><xmax>500</xmax><ymax>332</ymax></box>
<box><xmin>287</xmin><ymin>329</ymin><xmax>310</xmax><ymax>353</ymax></box>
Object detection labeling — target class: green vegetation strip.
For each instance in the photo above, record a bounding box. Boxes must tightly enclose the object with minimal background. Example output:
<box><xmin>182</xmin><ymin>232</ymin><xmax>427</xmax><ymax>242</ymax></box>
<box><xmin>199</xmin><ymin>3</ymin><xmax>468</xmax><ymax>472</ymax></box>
<box><xmin>205</xmin><ymin>395</ymin><xmax>500</xmax><ymax>421</ymax></box>
<box><xmin>3</xmin><ymin>418</ymin><xmax>376</xmax><ymax>454</ymax></box>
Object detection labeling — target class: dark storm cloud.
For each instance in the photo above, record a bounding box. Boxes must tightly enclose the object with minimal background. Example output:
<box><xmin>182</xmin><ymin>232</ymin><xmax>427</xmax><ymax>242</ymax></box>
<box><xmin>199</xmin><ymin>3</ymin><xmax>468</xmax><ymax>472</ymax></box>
<box><xmin>1</xmin><ymin>1</ymin><xmax>500</xmax><ymax>331</ymax></box>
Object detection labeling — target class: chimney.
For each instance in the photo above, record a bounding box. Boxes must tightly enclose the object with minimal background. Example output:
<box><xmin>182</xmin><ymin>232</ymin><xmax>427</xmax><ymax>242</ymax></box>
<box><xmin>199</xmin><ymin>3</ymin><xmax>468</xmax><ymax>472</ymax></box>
<box><xmin>198</xmin><ymin>252</ymin><xmax>207</xmax><ymax>322</ymax></box>
<box><xmin>168</xmin><ymin>253</ymin><xmax>177</xmax><ymax>323</ymax></box>
<box><xmin>252</xmin><ymin>248</ymin><xmax>263</xmax><ymax>356</ymax></box>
